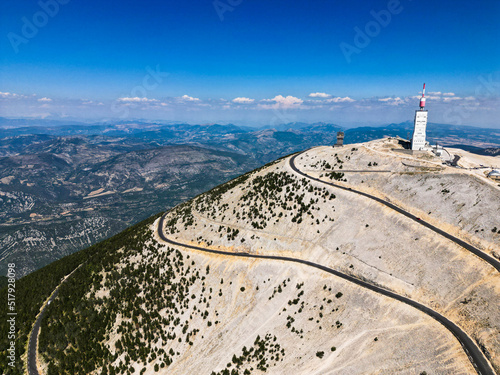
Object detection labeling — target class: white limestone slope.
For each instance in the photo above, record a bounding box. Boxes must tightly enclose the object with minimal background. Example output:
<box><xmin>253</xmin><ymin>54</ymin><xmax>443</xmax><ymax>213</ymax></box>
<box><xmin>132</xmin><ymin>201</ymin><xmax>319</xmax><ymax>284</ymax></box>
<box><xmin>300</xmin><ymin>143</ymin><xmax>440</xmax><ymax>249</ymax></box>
<box><xmin>153</xmin><ymin>236</ymin><xmax>477</xmax><ymax>374</ymax></box>
<box><xmin>161</xmin><ymin>137</ymin><xmax>500</xmax><ymax>373</ymax></box>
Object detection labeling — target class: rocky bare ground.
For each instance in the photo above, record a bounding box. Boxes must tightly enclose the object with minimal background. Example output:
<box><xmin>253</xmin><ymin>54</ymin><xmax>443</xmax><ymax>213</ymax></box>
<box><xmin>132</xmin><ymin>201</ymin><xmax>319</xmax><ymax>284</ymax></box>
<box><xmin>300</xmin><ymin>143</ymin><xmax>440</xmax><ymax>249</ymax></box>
<box><xmin>33</xmin><ymin>138</ymin><xmax>499</xmax><ymax>374</ymax></box>
<box><xmin>160</xmin><ymin>138</ymin><xmax>500</xmax><ymax>373</ymax></box>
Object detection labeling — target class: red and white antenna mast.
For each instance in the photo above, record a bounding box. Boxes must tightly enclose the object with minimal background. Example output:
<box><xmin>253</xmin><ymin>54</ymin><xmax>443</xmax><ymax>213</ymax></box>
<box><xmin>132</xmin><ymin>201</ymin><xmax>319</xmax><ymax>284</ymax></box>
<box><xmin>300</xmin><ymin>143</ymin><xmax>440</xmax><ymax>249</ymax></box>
<box><xmin>419</xmin><ymin>83</ymin><xmax>426</xmax><ymax>109</ymax></box>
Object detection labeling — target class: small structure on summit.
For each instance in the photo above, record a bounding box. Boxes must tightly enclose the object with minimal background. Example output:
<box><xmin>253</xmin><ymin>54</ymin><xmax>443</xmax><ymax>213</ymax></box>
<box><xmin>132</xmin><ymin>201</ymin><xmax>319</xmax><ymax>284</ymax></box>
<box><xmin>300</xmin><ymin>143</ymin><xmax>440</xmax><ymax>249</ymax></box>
<box><xmin>488</xmin><ymin>170</ymin><xmax>500</xmax><ymax>181</ymax></box>
<box><xmin>411</xmin><ymin>83</ymin><xmax>429</xmax><ymax>151</ymax></box>
<box><xmin>335</xmin><ymin>131</ymin><xmax>344</xmax><ymax>147</ymax></box>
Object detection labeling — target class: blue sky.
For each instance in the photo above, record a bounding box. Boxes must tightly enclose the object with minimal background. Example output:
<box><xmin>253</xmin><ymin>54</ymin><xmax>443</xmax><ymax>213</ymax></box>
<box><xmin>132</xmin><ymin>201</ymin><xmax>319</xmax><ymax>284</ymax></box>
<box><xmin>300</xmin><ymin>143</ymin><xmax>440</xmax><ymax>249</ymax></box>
<box><xmin>1</xmin><ymin>0</ymin><xmax>499</xmax><ymax>127</ymax></box>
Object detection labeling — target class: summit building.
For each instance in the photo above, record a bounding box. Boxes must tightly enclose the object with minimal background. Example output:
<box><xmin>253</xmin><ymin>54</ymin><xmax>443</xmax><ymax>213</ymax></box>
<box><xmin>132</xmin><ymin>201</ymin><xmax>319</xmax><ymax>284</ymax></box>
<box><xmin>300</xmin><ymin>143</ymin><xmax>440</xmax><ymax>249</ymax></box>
<box><xmin>411</xmin><ymin>83</ymin><xmax>428</xmax><ymax>151</ymax></box>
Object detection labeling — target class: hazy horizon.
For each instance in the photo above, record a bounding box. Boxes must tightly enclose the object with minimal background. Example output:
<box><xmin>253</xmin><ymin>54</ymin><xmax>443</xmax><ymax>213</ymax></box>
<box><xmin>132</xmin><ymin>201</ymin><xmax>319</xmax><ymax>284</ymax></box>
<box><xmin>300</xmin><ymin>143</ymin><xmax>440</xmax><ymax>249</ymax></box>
<box><xmin>1</xmin><ymin>0</ymin><xmax>499</xmax><ymax>127</ymax></box>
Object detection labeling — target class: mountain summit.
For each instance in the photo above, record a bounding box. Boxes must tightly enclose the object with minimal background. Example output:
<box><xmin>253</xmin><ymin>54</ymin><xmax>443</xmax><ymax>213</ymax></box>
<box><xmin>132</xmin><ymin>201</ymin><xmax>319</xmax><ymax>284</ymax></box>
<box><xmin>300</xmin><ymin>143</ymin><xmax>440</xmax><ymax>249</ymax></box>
<box><xmin>27</xmin><ymin>138</ymin><xmax>500</xmax><ymax>374</ymax></box>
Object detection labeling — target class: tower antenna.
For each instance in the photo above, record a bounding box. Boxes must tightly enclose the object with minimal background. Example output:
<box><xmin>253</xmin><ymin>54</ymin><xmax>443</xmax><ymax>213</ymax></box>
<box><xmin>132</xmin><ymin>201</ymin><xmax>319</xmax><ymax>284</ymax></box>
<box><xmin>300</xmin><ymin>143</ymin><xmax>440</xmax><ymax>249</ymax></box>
<box><xmin>419</xmin><ymin>83</ymin><xmax>426</xmax><ymax>110</ymax></box>
<box><xmin>412</xmin><ymin>83</ymin><xmax>429</xmax><ymax>150</ymax></box>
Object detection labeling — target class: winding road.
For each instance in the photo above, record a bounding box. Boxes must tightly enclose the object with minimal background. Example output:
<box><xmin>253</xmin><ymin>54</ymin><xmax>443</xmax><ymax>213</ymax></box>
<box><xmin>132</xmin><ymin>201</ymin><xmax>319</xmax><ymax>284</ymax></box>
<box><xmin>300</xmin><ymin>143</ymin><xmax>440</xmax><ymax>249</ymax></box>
<box><xmin>157</xmin><ymin>148</ymin><xmax>499</xmax><ymax>375</ymax></box>
<box><xmin>27</xmin><ymin>290</ymin><xmax>59</xmax><ymax>375</ymax></box>
<box><xmin>27</xmin><ymin>265</ymin><xmax>82</xmax><ymax>375</ymax></box>
<box><xmin>289</xmin><ymin>151</ymin><xmax>500</xmax><ymax>273</ymax></box>
<box><xmin>157</xmin><ymin>214</ymin><xmax>495</xmax><ymax>375</ymax></box>
<box><xmin>25</xmin><ymin>146</ymin><xmax>497</xmax><ymax>375</ymax></box>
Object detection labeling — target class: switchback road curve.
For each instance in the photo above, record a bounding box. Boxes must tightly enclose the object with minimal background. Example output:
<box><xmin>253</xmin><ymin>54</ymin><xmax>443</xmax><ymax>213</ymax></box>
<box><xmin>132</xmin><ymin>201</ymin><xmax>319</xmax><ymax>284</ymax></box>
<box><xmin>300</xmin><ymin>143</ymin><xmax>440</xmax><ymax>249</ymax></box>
<box><xmin>157</xmin><ymin>214</ymin><xmax>496</xmax><ymax>375</ymax></box>
<box><xmin>289</xmin><ymin>151</ymin><xmax>500</xmax><ymax>273</ymax></box>
<box><xmin>27</xmin><ymin>265</ymin><xmax>82</xmax><ymax>375</ymax></box>
<box><xmin>27</xmin><ymin>290</ymin><xmax>59</xmax><ymax>375</ymax></box>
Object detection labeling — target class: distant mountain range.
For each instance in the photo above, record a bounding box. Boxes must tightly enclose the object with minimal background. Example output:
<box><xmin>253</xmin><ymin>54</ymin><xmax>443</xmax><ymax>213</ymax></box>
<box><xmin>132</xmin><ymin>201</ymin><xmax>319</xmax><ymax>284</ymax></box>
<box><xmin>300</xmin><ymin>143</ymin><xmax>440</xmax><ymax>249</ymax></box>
<box><xmin>1</xmin><ymin>118</ymin><xmax>499</xmax><ymax>148</ymax></box>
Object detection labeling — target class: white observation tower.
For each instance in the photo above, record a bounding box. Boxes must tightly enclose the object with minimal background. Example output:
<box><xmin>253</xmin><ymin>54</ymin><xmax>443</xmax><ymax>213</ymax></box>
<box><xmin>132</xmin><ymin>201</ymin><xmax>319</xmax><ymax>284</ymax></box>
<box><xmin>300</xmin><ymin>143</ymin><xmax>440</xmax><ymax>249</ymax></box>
<box><xmin>411</xmin><ymin>83</ymin><xmax>428</xmax><ymax>150</ymax></box>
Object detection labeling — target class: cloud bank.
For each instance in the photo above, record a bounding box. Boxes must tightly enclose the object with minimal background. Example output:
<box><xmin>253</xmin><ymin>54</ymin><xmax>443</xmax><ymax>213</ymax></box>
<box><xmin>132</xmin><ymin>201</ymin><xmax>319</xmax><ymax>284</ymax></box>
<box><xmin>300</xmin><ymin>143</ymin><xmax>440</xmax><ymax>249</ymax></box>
<box><xmin>1</xmin><ymin>90</ymin><xmax>498</xmax><ymax>128</ymax></box>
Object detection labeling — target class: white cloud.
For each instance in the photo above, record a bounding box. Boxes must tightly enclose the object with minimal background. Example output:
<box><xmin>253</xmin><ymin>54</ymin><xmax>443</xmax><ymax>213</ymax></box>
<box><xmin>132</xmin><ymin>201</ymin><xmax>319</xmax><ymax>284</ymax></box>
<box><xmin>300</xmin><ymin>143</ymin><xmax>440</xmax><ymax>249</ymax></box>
<box><xmin>259</xmin><ymin>95</ymin><xmax>303</xmax><ymax>109</ymax></box>
<box><xmin>326</xmin><ymin>96</ymin><xmax>355</xmax><ymax>103</ymax></box>
<box><xmin>275</xmin><ymin>95</ymin><xmax>303</xmax><ymax>107</ymax></box>
<box><xmin>180</xmin><ymin>94</ymin><xmax>200</xmax><ymax>102</ymax></box>
<box><xmin>443</xmin><ymin>96</ymin><xmax>461</xmax><ymax>102</ymax></box>
<box><xmin>377</xmin><ymin>97</ymin><xmax>405</xmax><ymax>105</ymax></box>
<box><xmin>464</xmin><ymin>96</ymin><xmax>475</xmax><ymax>101</ymax></box>
<box><xmin>37</xmin><ymin>97</ymin><xmax>52</xmax><ymax>102</ymax></box>
<box><xmin>426</xmin><ymin>92</ymin><xmax>456</xmax><ymax>97</ymax></box>
<box><xmin>118</xmin><ymin>97</ymin><xmax>158</xmax><ymax>103</ymax></box>
<box><xmin>0</xmin><ymin>92</ymin><xmax>26</xmax><ymax>99</ymax></box>
<box><xmin>232</xmin><ymin>97</ymin><xmax>255</xmax><ymax>104</ymax></box>
<box><xmin>309</xmin><ymin>92</ymin><xmax>331</xmax><ymax>98</ymax></box>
